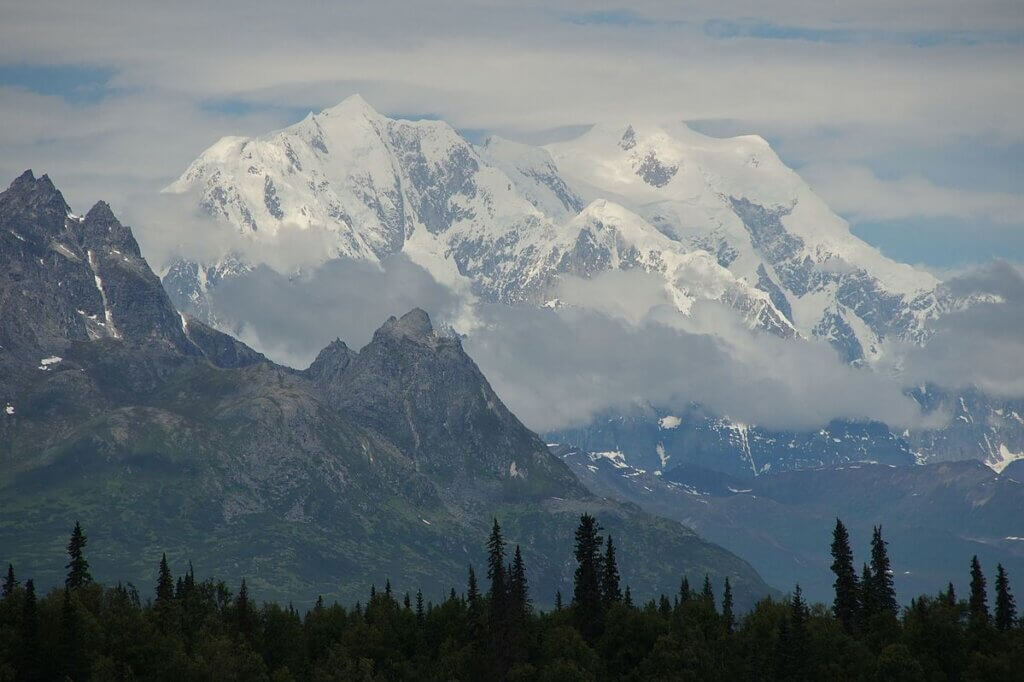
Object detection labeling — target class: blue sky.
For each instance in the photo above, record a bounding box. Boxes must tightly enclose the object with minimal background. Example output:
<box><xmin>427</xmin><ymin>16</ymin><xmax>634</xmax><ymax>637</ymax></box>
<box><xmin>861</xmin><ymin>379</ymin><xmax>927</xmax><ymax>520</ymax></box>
<box><xmin>0</xmin><ymin>1</ymin><xmax>1021</xmax><ymax>270</ymax></box>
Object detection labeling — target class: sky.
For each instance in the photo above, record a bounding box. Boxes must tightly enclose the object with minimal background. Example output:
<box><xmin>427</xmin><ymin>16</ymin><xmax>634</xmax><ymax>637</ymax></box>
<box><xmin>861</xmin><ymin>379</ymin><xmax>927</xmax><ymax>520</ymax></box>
<box><xmin>1</xmin><ymin>1</ymin><xmax>1022</xmax><ymax>269</ymax></box>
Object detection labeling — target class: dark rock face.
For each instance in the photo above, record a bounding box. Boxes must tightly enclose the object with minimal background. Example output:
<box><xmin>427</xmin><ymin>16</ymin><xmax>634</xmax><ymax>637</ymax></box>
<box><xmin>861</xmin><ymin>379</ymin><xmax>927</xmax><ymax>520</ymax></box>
<box><xmin>755</xmin><ymin>263</ymin><xmax>793</xmax><ymax>324</ymax></box>
<box><xmin>311</xmin><ymin>309</ymin><xmax>585</xmax><ymax>502</ymax></box>
<box><xmin>0</xmin><ymin>172</ymin><xmax>190</xmax><ymax>357</ymax></box>
<box><xmin>635</xmin><ymin>150</ymin><xmax>678</xmax><ymax>188</ymax></box>
<box><xmin>1</xmin><ymin>173</ymin><xmax>772</xmax><ymax>609</ymax></box>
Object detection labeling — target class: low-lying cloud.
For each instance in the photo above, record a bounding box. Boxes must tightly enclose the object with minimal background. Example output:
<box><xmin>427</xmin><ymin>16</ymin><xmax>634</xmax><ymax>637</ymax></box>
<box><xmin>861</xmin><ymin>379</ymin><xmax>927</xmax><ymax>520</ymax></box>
<box><xmin>193</xmin><ymin>258</ymin><xmax>951</xmax><ymax>433</ymax></box>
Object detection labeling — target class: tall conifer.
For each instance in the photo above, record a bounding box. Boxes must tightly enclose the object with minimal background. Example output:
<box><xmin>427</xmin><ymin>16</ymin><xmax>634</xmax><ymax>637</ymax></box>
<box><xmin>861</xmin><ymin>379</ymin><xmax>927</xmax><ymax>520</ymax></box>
<box><xmin>237</xmin><ymin>578</ymin><xmax>254</xmax><ymax>641</ymax></box>
<box><xmin>601</xmin><ymin>535</ymin><xmax>621</xmax><ymax>606</ymax></box>
<box><xmin>2</xmin><ymin>563</ymin><xmax>15</xmax><ymax>599</ymax></box>
<box><xmin>830</xmin><ymin>518</ymin><xmax>860</xmax><ymax>632</ymax></box>
<box><xmin>702</xmin><ymin>574</ymin><xmax>714</xmax><ymax>604</ymax></box>
<box><xmin>20</xmin><ymin>579</ymin><xmax>40</xmax><ymax>681</ymax></box>
<box><xmin>995</xmin><ymin>563</ymin><xmax>1017</xmax><ymax>632</ymax></box>
<box><xmin>572</xmin><ymin>513</ymin><xmax>604</xmax><ymax>642</ymax></box>
<box><xmin>969</xmin><ymin>556</ymin><xmax>990</xmax><ymax>630</ymax></box>
<box><xmin>869</xmin><ymin>526</ymin><xmax>897</xmax><ymax>617</ymax></box>
<box><xmin>156</xmin><ymin>553</ymin><xmax>174</xmax><ymax>603</ymax></box>
<box><xmin>65</xmin><ymin>521</ymin><xmax>91</xmax><ymax>589</ymax></box>
<box><xmin>722</xmin><ymin>577</ymin><xmax>735</xmax><ymax>634</ymax></box>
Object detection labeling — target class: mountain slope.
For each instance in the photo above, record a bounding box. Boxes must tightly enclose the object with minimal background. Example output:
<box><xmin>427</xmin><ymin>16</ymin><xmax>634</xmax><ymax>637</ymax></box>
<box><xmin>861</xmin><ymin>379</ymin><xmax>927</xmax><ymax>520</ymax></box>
<box><xmin>0</xmin><ymin>172</ymin><xmax>772</xmax><ymax>608</ymax></box>
<box><xmin>558</xmin><ymin>446</ymin><xmax>1024</xmax><ymax>604</ymax></box>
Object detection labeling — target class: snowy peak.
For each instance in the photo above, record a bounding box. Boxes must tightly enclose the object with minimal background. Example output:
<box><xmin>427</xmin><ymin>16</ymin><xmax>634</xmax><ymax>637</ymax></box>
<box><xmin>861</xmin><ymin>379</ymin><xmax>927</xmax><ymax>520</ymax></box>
<box><xmin>166</xmin><ymin>97</ymin><xmax>945</xmax><ymax>358</ymax></box>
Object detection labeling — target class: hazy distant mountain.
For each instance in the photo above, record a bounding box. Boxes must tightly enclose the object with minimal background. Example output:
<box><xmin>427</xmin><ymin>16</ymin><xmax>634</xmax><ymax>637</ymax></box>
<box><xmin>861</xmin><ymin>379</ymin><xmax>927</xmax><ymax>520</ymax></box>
<box><xmin>0</xmin><ymin>171</ymin><xmax>771</xmax><ymax>607</ymax></box>
<box><xmin>557</xmin><ymin>444</ymin><xmax>1024</xmax><ymax>604</ymax></box>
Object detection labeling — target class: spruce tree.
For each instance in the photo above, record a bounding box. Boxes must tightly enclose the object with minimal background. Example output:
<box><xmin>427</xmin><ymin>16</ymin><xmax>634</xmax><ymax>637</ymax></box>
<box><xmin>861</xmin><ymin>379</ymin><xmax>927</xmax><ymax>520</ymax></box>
<box><xmin>702</xmin><ymin>574</ymin><xmax>714</xmax><ymax>604</ymax></box>
<box><xmin>623</xmin><ymin>585</ymin><xmax>633</xmax><ymax>607</ymax></box>
<box><xmin>945</xmin><ymin>581</ymin><xmax>956</xmax><ymax>608</ymax></box>
<box><xmin>156</xmin><ymin>553</ymin><xmax>174</xmax><ymax>603</ymax></box>
<box><xmin>722</xmin><ymin>577</ymin><xmax>735</xmax><ymax>635</ymax></box>
<box><xmin>487</xmin><ymin>518</ymin><xmax>507</xmax><ymax>622</ymax></box>
<box><xmin>572</xmin><ymin>513</ymin><xmax>604</xmax><ymax>642</ymax></box>
<box><xmin>830</xmin><ymin>518</ymin><xmax>860</xmax><ymax>633</ymax></box>
<box><xmin>467</xmin><ymin>564</ymin><xmax>479</xmax><ymax>609</ymax></box>
<box><xmin>555</xmin><ymin>591</ymin><xmax>563</xmax><ymax>610</ymax></box>
<box><xmin>507</xmin><ymin>545</ymin><xmax>529</xmax><ymax>666</ymax></box>
<box><xmin>2</xmin><ymin>563</ymin><xmax>15</xmax><ymax>599</ymax></box>
<box><xmin>995</xmin><ymin>563</ymin><xmax>1017</xmax><ymax>632</ymax></box>
<box><xmin>385</xmin><ymin>579</ymin><xmax>392</xmax><ymax>599</ymax></box>
<box><xmin>65</xmin><ymin>520</ymin><xmax>92</xmax><ymax>589</ymax></box>
<box><xmin>59</xmin><ymin>587</ymin><xmax>82</xmax><ymax>680</ymax></box>
<box><xmin>869</xmin><ymin>526</ymin><xmax>897</xmax><ymax>617</ymax></box>
<box><xmin>404</xmin><ymin>592</ymin><xmax>411</xmax><ymax>610</ymax></box>
<box><xmin>416</xmin><ymin>589</ymin><xmax>424</xmax><ymax>624</ymax></box>
<box><xmin>237</xmin><ymin>578</ymin><xmax>254</xmax><ymax>641</ymax></box>
<box><xmin>20</xmin><ymin>579</ymin><xmax>40</xmax><ymax>681</ymax></box>
<box><xmin>679</xmin><ymin>576</ymin><xmax>691</xmax><ymax>604</ymax></box>
<box><xmin>509</xmin><ymin>545</ymin><xmax>529</xmax><ymax>618</ymax></box>
<box><xmin>969</xmin><ymin>556</ymin><xmax>990</xmax><ymax>630</ymax></box>
<box><xmin>601</xmin><ymin>535</ymin><xmax>621</xmax><ymax>606</ymax></box>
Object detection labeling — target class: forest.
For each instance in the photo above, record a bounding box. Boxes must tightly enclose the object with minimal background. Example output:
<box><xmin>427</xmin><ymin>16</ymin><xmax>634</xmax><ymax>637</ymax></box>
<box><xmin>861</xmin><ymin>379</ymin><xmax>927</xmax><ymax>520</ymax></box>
<box><xmin>1</xmin><ymin>516</ymin><xmax>1021</xmax><ymax>681</ymax></box>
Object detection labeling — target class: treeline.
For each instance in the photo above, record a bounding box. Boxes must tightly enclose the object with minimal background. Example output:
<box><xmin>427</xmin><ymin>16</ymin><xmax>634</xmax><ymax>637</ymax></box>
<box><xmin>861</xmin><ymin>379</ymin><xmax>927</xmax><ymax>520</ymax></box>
<box><xmin>1</xmin><ymin>517</ymin><xmax>1023</xmax><ymax>680</ymax></box>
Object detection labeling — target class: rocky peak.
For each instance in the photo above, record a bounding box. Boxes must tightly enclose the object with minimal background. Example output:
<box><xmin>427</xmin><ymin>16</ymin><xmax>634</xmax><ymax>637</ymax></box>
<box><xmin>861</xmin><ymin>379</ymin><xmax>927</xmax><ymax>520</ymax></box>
<box><xmin>305</xmin><ymin>337</ymin><xmax>356</xmax><ymax>386</ymax></box>
<box><xmin>0</xmin><ymin>170</ymin><xmax>71</xmax><ymax>241</ymax></box>
<box><xmin>312</xmin><ymin>309</ymin><xmax>585</xmax><ymax>500</ymax></box>
<box><xmin>80</xmin><ymin>200</ymin><xmax>143</xmax><ymax>258</ymax></box>
<box><xmin>374</xmin><ymin>308</ymin><xmax>443</xmax><ymax>346</ymax></box>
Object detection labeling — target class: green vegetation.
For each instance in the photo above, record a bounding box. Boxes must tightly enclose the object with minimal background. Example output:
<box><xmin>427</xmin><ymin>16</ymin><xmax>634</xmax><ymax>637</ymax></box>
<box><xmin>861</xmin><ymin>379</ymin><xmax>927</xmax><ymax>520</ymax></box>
<box><xmin>2</xmin><ymin>517</ymin><xmax>1022</xmax><ymax>680</ymax></box>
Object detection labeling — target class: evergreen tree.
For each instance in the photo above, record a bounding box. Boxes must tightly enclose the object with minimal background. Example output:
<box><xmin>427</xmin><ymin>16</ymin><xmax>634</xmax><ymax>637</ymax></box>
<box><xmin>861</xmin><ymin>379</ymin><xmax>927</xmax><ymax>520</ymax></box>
<box><xmin>65</xmin><ymin>520</ymin><xmax>92</xmax><ymax>589</ymax></box>
<box><xmin>554</xmin><ymin>590</ymin><xmax>563</xmax><ymax>610</ymax></box>
<box><xmin>722</xmin><ymin>577</ymin><xmax>735</xmax><ymax>635</ymax></box>
<box><xmin>830</xmin><ymin>517</ymin><xmax>860</xmax><ymax>633</ymax></box>
<box><xmin>487</xmin><ymin>518</ymin><xmax>507</xmax><ymax>621</ymax></box>
<box><xmin>869</xmin><ymin>526</ymin><xmax>897</xmax><ymax>617</ymax></box>
<box><xmin>969</xmin><ymin>556</ymin><xmax>990</xmax><ymax>631</ymax></box>
<box><xmin>945</xmin><ymin>581</ymin><xmax>957</xmax><ymax>608</ymax></box>
<box><xmin>572</xmin><ymin>513</ymin><xmax>604</xmax><ymax>642</ymax></box>
<box><xmin>404</xmin><ymin>592</ymin><xmax>411</xmax><ymax>610</ymax></box>
<box><xmin>2</xmin><ymin>563</ymin><xmax>15</xmax><ymax>599</ymax></box>
<box><xmin>601</xmin><ymin>535</ymin><xmax>621</xmax><ymax>606</ymax></box>
<box><xmin>776</xmin><ymin>585</ymin><xmax>810</xmax><ymax>680</ymax></box>
<box><xmin>416</xmin><ymin>589</ymin><xmax>425</xmax><ymax>624</ymax></box>
<box><xmin>20</xmin><ymin>579</ymin><xmax>40</xmax><ymax>681</ymax></box>
<box><xmin>467</xmin><ymin>564</ymin><xmax>480</xmax><ymax>614</ymax></box>
<box><xmin>679</xmin><ymin>576</ymin><xmax>692</xmax><ymax>605</ymax></box>
<box><xmin>385</xmin><ymin>578</ymin><xmax>392</xmax><ymax>598</ymax></box>
<box><xmin>623</xmin><ymin>585</ymin><xmax>633</xmax><ymax>607</ymax></box>
<box><xmin>156</xmin><ymin>552</ymin><xmax>174</xmax><ymax>603</ymax></box>
<box><xmin>237</xmin><ymin>578</ymin><xmax>254</xmax><ymax>641</ymax></box>
<box><xmin>507</xmin><ymin>545</ymin><xmax>529</xmax><ymax>666</ymax></box>
<box><xmin>509</xmin><ymin>545</ymin><xmax>529</xmax><ymax>617</ymax></box>
<box><xmin>701</xmin><ymin>573</ymin><xmax>714</xmax><ymax>604</ymax></box>
<box><xmin>59</xmin><ymin>587</ymin><xmax>83</xmax><ymax>680</ymax></box>
<box><xmin>995</xmin><ymin>563</ymin><xmax>1017</xmax><ymax>632</ymax></box>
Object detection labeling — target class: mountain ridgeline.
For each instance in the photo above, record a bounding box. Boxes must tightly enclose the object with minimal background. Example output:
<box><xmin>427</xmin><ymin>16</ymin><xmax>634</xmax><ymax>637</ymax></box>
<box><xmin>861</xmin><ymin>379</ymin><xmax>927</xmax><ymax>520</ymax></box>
<box><xmin>0</xmin><ymin>171</ymin><xmax>771</xmax><ymax>608</ymax></box>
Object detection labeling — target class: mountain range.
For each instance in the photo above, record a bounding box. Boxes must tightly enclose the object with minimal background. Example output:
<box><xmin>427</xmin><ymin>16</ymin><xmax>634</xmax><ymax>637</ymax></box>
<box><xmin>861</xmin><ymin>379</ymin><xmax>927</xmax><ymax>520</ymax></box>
<box><xmin>0</xmin><ymin>170</ymin><xmax>771</xmax><ymax>608</ymax></box>
<box><xmin>160</xmin><ymin>95</ymin><xmax>1024</xmax><ymax>477</ymax></box>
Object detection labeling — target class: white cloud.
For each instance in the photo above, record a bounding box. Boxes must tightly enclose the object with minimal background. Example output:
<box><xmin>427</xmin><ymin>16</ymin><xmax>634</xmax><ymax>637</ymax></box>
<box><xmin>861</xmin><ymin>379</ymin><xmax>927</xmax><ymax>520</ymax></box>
<box><xmin>802</xmin><ymin>163</ymin><xmax>1024</xmax><ymax>224</ymax></box>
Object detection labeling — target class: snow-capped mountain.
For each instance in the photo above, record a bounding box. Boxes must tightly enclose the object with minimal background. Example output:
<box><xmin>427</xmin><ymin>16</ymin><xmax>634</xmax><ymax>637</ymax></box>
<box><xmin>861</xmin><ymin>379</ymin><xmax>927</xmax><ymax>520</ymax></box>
<box><xmin>161</xmin><ymin>95</ymin><xmax>1022</xmax><ymax>474</ymax></box>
